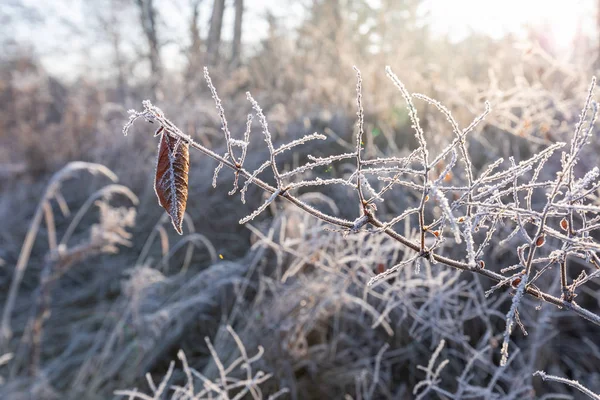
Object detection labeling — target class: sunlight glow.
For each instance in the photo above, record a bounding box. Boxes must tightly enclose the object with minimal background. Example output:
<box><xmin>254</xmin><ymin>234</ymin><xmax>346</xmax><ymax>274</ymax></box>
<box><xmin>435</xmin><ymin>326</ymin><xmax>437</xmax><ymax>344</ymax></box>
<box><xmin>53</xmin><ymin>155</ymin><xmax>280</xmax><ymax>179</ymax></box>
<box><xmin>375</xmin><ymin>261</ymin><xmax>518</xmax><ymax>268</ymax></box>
<box><xmin>425</xmin><ymin>0</ymin><xmax>594</xmax><ymax>50</ymax></box>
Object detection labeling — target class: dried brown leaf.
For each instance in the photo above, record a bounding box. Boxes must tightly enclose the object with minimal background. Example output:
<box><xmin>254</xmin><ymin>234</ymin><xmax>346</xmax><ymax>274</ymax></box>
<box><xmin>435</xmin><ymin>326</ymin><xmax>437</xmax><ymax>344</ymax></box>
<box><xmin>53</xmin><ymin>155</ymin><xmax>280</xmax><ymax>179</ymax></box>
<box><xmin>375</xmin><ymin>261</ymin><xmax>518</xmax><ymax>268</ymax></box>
<box><xmin>155</xmin><ymin>132</ymin><xmax>189</xmax><ymax>234</ymax></box>
<box><xmin>535</xmin><ymin>234</ymin><xmax>545</xmax><ymax>247</ymax></box>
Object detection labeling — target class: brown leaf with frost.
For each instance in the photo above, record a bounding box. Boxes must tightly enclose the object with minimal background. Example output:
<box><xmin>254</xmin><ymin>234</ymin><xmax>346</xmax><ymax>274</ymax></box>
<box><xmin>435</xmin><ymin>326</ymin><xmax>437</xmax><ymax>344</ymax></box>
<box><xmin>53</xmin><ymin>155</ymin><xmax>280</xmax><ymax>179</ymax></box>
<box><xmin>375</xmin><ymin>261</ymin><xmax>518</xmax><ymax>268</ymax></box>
<box><xmin>154</xmin><ymin>129</ymin><xmax>189</xmax><ymax>234</ymax></box>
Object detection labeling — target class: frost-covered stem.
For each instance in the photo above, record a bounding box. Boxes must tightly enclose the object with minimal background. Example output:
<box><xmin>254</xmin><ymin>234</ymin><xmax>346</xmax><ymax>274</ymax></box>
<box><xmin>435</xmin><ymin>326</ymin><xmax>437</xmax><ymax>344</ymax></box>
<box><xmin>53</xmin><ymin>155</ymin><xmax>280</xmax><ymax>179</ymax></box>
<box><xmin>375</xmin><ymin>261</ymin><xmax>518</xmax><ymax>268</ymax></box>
<box><xmin>29</xmin><ymin>256</ymin><xmax>54</xmax><ymax>375</ymax></box>
<box><xmin>126</xmin><ymin>99</ymin><xmax>600</xmax><ymax>329</ymax></box>
<box><xmin>559</xmin><ymin>256</ymin><xmax>570</xmax><ymax>300</ymax></box>
<box><xmin>1</xmin><ymin>201</ymin><xmax>45</xmax><ymax>346</ymax></box>
<box><xmin>274</xmin><ymin>132</ymin><xmax>326</xmax><ymax>155</ymax></box>
<box><xmin>353</xmin><ymin>67</ymin><xmax>367</xmax><ymax>210</ymax></box>
<box><xmin>525</xmin><ymin>81</ymin><xmax>597</xmax><ymax>281</ymax></box>
<box><xmin>534</xmin><ymin>371</ymin><xmax>600</xmax><ymax>400</ymax></box>
<box><xmin>500</xmin><ymin>272</ymin><xmax>527</xmax><ymax>366</ymax></box>
<box><xmin>126</xmin><ymin>102</ymin><xmax>353</xmax><ymax>229</ymax></box>
<box><xmin>239</xmin><ymin>189</ymin><xmax>282</xmax><ymax>224</ymax></box>
<box><xmin>561</xmin><ymin>96</ymin><xmax>598</xmax><ymax>300</ymax></box>
<box><xmin>413</xmin><ymin>93</ymin><xmax>485</xmax><ymax>219</ymax></box>
<box><xmin>239</xmin><ymin>113</ymin><xmax>253</xmax><ymax>167</ymax></box>
<box><xmin>246</xmin><ymin>92</ymin><xmax>283</xmax><ymax>187</ymax></box>
<box><xmin>368</xmin><ymin>213</ymin><xmax>600</xmax><ymax>326</ymax></box>
<box><xmin>204</xmin><ymin>67</ymin><xmax>237</xmax><ymax>164</ymax></box>
<box><xmin>1</xmin><ymin>163</ymin><xmax>117</xmax><ymax>348</ymax></box>
<box><xmin>385</xmin><ymin>66</ymin><xmax>430</xmax><ymax>253</ymax></box>
<box><xmin>417</xmin><ymin>183</ymin><xmax>429</xmax><ymax>253</ymax></box>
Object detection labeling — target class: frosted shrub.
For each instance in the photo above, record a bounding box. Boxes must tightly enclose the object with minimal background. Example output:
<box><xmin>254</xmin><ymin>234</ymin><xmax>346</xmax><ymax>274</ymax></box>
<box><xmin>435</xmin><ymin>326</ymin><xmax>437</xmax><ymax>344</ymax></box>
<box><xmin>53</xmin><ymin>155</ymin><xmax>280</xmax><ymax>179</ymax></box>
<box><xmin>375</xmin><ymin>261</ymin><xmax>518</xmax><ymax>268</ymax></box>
<box><xmin>125</xmin><ymin>66</ymin><xmax>600</xmax><ymax>397</ymax></box>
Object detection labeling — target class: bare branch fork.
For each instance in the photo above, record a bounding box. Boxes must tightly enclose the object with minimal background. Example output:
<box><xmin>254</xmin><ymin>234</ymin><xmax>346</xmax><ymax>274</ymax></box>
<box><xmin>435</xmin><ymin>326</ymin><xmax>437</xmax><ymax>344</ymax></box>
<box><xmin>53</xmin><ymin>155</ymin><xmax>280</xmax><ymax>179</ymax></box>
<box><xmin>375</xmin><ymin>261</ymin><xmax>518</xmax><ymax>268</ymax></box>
<box><xmin>123</xmin><ymin>67</ymin><xmax>600</xmax><ymax>362</ymax></box>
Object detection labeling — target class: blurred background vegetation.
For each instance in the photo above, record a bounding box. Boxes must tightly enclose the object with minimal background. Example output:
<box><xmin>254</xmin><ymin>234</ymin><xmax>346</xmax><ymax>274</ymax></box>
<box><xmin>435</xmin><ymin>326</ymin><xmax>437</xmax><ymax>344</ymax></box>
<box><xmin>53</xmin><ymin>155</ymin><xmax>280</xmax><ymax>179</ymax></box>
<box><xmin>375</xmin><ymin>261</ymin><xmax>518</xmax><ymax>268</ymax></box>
<box><xmin>1</xmin><ymin>0</ymin><xmax>600</xmax><ymax>398</ymax></box>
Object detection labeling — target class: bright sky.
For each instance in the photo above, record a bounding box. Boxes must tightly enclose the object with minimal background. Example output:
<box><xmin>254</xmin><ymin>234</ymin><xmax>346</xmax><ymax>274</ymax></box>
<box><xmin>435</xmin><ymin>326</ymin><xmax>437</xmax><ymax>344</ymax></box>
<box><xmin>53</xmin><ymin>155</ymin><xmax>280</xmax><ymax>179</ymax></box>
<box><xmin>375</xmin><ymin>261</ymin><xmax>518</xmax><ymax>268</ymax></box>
<box><xmin>6</xmin><ymin>0</ymin><xmax>596</xmax><ymax>79</ymax></box>
<box><xmin>425</xmin><ymin>0</ymin><xmax>595</xmax><ymax>48</ymax></box>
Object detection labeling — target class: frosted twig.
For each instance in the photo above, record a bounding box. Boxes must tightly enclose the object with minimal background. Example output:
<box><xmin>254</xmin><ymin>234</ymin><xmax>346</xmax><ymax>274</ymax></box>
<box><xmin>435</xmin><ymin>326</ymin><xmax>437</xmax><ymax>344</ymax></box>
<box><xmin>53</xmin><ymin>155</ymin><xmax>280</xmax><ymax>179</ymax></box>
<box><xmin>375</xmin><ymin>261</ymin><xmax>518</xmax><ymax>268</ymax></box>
<box><xmin>213</xmin><ymin>153</ymin><xmax>230</xmax><ymax>188</ymax></box>
<box><xmin>123</xmin><ymin>68</ymin><xmax>600</xmax><ymax>351</ymax></box>
<box><xmin>241</xmin><ymin>160</ymin><xmax>271</xmax><ymax>203</ymax></box>
<box><xmin>204</xmin><ymin>67</ymin><xmax>236</xmax><ymax>163</ymax></box>
<box><xmin>354</xmin><ymin>66</ymin><xmax>367</xmax><ymax>208</ymax></box>
<box><xmin>368</xmin><ymin>255</ymin><xmax>419</xmax><ymax>286</ymax></box>
<box><xmin>386</xmin><ymin>66</ymin><xmax>430</xmax><ymax>252</ymax></box>
<box><xmin>239</xmin><ymin>113</ymin><xmax>254</xmax><ymax>167</ymax></box>
<box><xmin>280</xmin><ymin>154</ymin><xmax>355</xmax><ymax>179</ymax></box>
<box><xmin>413</xmin><ymin>339</ymin><xmax>449</xmax><ymax>400</ymax></box>
<box><xmin>501</xmin><ymin>273</ymin><xmax>528</xmax><ymax>366</ymax></box>
<box><xmin>534</xmin><ymin>371</ymin><xmax>600</xmax><ymax>400</ymax></box>
<box><xmin>247</xmin><ymin>92</ymin><xmax>282</xmax><ymax>187</ymax></box>
<box><xmin>239</xmin><ymin>189</ymin><xmax>282</xmax><ymax>224</ymax></box>
<box><xmin>274</xmin><ymin>132</ymin><xmax>326</xmax><ymax>155</ymax></box>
